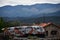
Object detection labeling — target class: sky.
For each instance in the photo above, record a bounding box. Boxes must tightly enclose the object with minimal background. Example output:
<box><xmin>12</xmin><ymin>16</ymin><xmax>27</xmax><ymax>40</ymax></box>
<box><xmin>0</xmin><ymin>0</ymin><xmax>60</xmax><ymax>7</ymax></box>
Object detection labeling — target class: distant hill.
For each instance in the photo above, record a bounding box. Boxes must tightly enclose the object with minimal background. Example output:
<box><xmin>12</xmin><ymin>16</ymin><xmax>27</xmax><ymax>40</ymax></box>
<box><xmin>2</xmin><ymin>16</ymin><xmax>60</xmax><ymax>26</ymax></box>
<box><xmin>0</xmin><ymin>3</ymin><xmax>60</xmax><ymax>17</ymax></box>
<box><xmin>0</xmin><ymin>3</ymin><xmax>60</xmax><ymax>25</ymax></box>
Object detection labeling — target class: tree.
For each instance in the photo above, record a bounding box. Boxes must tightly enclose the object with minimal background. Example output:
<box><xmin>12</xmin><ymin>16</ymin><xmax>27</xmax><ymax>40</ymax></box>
<box><xmin>6</xmin><ymin>20</ymin><xmax>21</xmax><ymax>27</ymax></box>
<box><xmin>0</xmin><ymin>17</ymin><xmax>5</xmax><ymax>32</ymax></box>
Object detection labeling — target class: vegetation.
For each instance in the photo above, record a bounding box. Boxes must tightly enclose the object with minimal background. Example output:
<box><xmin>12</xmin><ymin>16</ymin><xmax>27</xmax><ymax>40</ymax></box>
<box><xmin>0</xmin><ymin>16</ymin><xmax>60</xmax><ymax>32</ymax></box>
<box><xmin>0</xmin><ymin>17</ymin><xmax>21</xmax><ymax>32</ymax></box>
<box><xmin>0</xmin><ymin>17</ymin><xmax>5</xmax><ymax>32</ymax></box>
<box><xmin>7</xmin><ymin>20</ymin><xmax>21</xmax><ymax>27</ymax></box>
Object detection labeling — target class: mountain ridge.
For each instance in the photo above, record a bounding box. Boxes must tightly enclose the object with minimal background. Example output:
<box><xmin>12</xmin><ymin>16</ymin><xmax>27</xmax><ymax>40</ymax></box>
<box><xmin>0</xmin><ymin>3</ymin><xmax>60</xmax><ymax>17</ymax></box>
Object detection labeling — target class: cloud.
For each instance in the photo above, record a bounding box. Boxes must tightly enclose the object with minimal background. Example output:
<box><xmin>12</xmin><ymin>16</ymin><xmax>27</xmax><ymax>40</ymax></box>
<box><xmin>0</xmin><ymin>0</ymin><xmax>60</xmax><ymax>7</ymax></box>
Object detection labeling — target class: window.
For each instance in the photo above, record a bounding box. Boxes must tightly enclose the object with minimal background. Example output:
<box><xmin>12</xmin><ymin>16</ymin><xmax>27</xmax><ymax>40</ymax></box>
<box><xmin>36</xmin><ymin>27</ymin><xmax>45</xmax><ymax>32</ymax></box>
<box><xmin>46</xmin><ymin>31</ymin><xmax>48</xmax><ymax>36</ymax></box>
<box><xmin>25</xmin><ymin>27</ymin><xmax>32</xmax><ymax>33</ymax></box>
<box><xmin>37</xmin><ymin>28</ymin><xmax>39</xmax><ymax>29</ymax></box>
<box><xmin>51</xmin><ymin>30</ymin><xmax>57</xmax><ymax>35</ymax></box>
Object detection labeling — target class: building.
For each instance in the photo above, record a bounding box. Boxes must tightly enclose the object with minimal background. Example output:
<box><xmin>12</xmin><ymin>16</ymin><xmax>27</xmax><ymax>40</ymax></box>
<box><xmin>4</xmin><ymin>22</ymin><xmax>60</xmax><ymax>40</ymax></box>
<box><xmin>38</xmin><ymin>22</ymin><xmax>60</xmax><ymax>40</ymax></box>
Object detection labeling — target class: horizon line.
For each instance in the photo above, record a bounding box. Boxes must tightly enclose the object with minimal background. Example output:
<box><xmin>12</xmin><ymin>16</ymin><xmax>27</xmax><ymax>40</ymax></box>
<box><xmin>0</xmin><ymin>3</ymin><xmax>60</xmax><ymax>7</ymax></box>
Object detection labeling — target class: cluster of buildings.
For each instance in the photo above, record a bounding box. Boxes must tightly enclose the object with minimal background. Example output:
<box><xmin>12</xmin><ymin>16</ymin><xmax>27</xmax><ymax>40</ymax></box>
<box><xmin>2</xmin><ymin>22</ymin><xmax>60</xmax><ymax>40</ymax></box>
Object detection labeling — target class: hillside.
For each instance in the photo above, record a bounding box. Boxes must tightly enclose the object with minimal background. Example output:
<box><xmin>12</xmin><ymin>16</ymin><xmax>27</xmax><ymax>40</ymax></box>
<box><xmin>0</xmin><ymin>3</ymin><xmax>60</xmax><ymax>17</ymax></box>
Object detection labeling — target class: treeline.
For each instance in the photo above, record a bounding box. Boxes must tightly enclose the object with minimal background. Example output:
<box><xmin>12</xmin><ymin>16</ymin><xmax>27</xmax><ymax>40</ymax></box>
<box><xmin>0</xmin><ymin>17</ymin><xmax>22</xmax><ymax>32</ymax></box>
<box><xmin>0</xmin><ymin>17</ymin><xmax>5</xmax><ymax>32</ymax></box>
<box><xmin>0</xmin><ymin>17</ymin><xmax>40</xmax><ymax>32</ymax></box>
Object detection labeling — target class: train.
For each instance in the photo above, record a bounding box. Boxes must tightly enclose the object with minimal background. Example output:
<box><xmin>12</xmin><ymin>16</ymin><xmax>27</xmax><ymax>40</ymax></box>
<box><xmin>3</xmin><ymin>26</ymin><xmax>45</xmax><ymax>38</ymax></box>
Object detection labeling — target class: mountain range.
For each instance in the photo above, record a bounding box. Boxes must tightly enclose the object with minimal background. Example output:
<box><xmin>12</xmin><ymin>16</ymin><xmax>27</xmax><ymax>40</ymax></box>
<box><xmin>0</xmin><ymin>3</ymin><xmax>60</xmax><ymax>24</ymax></box>
<box><xmin>0</xmin><ymin>3</ymin><xmax>60</xmax><ymax>17</ymax></box>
